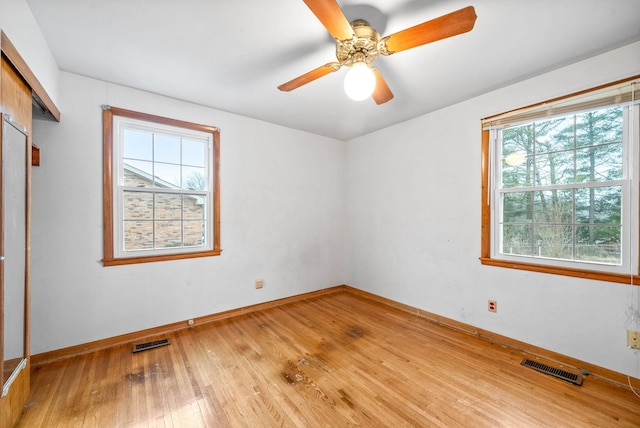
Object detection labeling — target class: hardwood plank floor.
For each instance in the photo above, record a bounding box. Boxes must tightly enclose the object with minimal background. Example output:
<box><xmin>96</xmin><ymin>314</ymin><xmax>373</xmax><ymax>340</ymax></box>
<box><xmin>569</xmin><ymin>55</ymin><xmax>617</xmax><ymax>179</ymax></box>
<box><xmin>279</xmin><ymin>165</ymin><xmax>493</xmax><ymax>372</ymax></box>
<box><xmin>18</xmin><ymin>291</ymin><xmax>640</xmax><ymax>427</ymax></box>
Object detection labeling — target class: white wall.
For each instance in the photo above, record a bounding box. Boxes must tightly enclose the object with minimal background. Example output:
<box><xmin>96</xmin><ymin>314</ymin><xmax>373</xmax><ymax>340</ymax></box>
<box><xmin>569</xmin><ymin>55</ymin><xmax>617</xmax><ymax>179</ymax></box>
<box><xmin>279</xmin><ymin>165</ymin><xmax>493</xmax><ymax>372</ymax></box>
<box><xmin>346</xmin><ymin>41</ymin><xmax>640</xmax><ymax>377</ymax></box>
<box><xmin>30</xmin><ymin>72</ymin><xmax>346</xmax><ymax>354</ymax></box>
<box><xmin>0</xmin><ymin>0</ymin><xmax>60</xmax><ymax>106</ymax></box>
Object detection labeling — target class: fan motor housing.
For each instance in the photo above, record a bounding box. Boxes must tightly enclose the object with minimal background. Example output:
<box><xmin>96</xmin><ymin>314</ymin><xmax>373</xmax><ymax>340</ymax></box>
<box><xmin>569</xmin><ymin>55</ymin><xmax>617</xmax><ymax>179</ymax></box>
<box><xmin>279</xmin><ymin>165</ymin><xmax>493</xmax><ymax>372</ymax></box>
<box><xmin>336</xmin><ymin>19</ymin><xmax>380</xmax><ymax>65</ymax></box>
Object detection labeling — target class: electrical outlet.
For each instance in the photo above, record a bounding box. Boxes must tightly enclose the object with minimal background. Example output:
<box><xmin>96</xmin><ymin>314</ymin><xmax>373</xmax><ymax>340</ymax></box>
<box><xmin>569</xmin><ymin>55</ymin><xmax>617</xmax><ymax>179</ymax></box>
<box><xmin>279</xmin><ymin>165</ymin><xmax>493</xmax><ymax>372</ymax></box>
<box><xmin>628</xmin><ymin>330</ymin><xmax>640</xmax><ymax>349</ymax></box>
<box><xmin>488</xmin><ymin>300</ymin><xmax>497</xmax><ymax>313</ymax></box>
<box><xmin>255</xmin><ymin>278</ymin><xmax>264</xmax><ymax>289</ymax></box>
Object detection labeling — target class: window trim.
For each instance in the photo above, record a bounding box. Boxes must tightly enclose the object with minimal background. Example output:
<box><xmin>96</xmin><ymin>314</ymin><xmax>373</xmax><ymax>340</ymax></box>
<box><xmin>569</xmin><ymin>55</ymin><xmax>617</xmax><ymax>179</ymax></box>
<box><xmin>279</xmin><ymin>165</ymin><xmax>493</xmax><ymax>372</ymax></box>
<box><xmin>102</xmin><ymin>106</ymin><xmax>221</xmax><ymax>266</ymax></box>
<box><xmin>480</xmin><ymin>76</ymin><xmax>640</xmax><ymax>285</ymax></box>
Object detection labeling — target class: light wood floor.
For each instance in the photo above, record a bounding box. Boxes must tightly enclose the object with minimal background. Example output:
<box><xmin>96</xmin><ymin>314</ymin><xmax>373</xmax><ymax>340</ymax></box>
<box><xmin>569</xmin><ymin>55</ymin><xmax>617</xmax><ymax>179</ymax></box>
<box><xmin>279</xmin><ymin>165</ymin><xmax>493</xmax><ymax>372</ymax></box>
<box><xmin>17</xmin><ymin>291</ymin><xmax>640</xmax><ymax>427</ymax></box>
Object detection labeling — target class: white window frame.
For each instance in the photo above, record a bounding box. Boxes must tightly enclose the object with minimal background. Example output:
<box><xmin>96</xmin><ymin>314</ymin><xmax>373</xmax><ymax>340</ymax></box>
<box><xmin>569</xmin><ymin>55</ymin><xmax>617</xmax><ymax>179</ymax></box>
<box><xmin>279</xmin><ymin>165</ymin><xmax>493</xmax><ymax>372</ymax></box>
<box><xmin>489</xmin><ymin>106</ymin><xmax>638</xmax><ymax>275</ymax></box>
<box><xmin>480</xmin><ymin>77</ymin><xmax>640</xmax><ymax>284</ymax></box>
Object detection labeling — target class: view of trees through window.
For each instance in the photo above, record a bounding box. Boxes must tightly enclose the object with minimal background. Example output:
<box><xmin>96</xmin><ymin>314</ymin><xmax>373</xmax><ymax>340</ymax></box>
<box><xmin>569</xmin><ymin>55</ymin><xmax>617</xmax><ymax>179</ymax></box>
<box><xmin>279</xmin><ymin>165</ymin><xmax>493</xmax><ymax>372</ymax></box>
<box><xmin>498</xmin><ymin>106</ymin><xmax>624</xmax><ymax>265</ymax></box>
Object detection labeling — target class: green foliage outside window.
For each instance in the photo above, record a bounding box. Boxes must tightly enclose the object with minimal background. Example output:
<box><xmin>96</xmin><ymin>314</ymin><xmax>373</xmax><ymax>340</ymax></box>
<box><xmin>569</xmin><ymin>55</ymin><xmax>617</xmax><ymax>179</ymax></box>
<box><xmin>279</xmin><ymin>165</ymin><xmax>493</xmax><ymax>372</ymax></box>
<box><xmin>498</xmin><ymin>106</ymin><xmax>623</xmax><ymax>264</ymax></box>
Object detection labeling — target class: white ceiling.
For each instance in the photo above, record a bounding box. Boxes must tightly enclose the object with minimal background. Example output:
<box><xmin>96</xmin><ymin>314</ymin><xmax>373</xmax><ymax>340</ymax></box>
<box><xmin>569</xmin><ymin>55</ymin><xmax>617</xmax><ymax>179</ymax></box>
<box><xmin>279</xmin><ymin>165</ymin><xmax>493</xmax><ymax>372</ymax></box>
<box><xmin>26</xmin><ymin>0</ymin><xmax>640</xmax><ymax>141</ymax></box>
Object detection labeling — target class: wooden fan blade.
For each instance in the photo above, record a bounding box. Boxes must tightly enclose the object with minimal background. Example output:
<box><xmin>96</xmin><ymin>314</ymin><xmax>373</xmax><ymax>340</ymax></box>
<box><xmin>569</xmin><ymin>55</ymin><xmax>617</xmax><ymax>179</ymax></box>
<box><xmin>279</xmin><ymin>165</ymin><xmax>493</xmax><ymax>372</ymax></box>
<box><xmin>303</xmin><ymin>0</ymin><xmax>355</xmax><ymax>41</ymax></box>
<box><xmin>372</xmin><ymin>69</ymin><xmax>394</xmax><ymax>105</ymax></box>
<box><xmin>382</xmin><ymin>6</ymin><xmax>477</xmax><ymax>54</ymax></box>
<box><xmin>278</xmin><ymin>63</ymin><xmax>340</xmax><ymax>92</ymax></box>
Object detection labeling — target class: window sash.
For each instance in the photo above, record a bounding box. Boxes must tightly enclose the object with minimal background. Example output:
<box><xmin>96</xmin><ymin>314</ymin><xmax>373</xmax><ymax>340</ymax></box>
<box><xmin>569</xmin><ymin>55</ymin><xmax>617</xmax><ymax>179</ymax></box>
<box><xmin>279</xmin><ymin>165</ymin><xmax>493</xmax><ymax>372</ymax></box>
<box><xmin>119</xmin><ymin>188</ymin><xmax>209</xmax><ymax>252</ymax></box>
<box><xmin>492</xmin><ymin>183</ymin><xmax>630</xmax><ymax>273</ymax></box>
<box><xmin>113</xmin><ymin>117</ymin><xmax>213</xmax><ymax>259</ymax></box>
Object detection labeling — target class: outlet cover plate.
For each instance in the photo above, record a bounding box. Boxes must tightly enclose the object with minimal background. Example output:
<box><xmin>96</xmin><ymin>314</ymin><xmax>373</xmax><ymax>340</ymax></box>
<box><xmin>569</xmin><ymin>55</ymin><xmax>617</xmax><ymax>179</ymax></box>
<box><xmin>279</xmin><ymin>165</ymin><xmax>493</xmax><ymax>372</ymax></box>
<box><xmin>628</xmin><ymin>330</ymin><xmax>640</xmax><ymax>349</ymax></box>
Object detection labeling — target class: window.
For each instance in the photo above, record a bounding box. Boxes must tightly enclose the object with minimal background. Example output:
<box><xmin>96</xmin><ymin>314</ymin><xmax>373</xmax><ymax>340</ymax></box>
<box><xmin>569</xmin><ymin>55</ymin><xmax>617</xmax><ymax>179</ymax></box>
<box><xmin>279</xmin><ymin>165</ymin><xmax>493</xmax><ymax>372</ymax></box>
<box><xmin>103</xmin><ymin>106</ymin><xmax>220</xmax><ymax>266</ymax></box>
<box><xmin>481</xmin><ymin>77</ymin><xmax>640</xmax><ymax>284</ymax></box>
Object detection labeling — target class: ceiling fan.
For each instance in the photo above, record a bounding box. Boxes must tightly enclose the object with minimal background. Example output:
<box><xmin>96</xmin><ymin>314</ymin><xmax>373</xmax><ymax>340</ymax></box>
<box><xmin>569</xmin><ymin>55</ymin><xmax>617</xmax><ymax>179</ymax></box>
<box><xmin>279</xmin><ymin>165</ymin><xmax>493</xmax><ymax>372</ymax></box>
<box><xmin>278</xmin><ymin>0</ymin><xmax>477</xmax><ymax>104</ymax></box>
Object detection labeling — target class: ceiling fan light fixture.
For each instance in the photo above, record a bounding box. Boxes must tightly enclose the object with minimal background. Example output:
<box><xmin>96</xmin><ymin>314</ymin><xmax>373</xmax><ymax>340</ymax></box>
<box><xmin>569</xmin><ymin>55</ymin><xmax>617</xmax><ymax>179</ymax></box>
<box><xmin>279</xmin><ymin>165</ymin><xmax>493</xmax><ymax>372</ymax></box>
<box><xmin>344</xmin><ymin>62</ymin><xmax>376</xmax><ymax>101</ymax></box>
<box><xmin>278</xmin><ymin>3</ymin><xmax>477</xmax><ymax>106</ymax></box>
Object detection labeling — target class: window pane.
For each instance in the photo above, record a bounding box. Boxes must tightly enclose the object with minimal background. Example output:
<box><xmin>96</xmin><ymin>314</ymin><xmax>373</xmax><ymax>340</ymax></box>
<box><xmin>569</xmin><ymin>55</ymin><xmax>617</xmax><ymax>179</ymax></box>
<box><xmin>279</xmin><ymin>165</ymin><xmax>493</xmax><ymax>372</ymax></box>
<box><xmin>575</xmin><ymin>186</ymin><xmax>621</xmax><ymax>224</ymax></box>
<box><xmin>154</xmin><ymin>162</ymin><xmax>181</xmax><ymax>188</ymax></box>
<box><xmin>183</xmin><ymin>139</ymin><xmax>206</xmax><ymax>167</ymax></box>
<box><xmin>183</xmin><ymin>194</ymin><xmax>206</xmax><ymax>219</ymax></box>
<box><xmin>123</xmin><ymin>129</ymin><xmax>152</xmax><ymax>161</ymax></box>
<box><xmin>155</xmin><ymin>193</ymin><xmax>182</xmax><ymax>220</ymax></box>
<box><xmin>576</xmin><ymin>225</ymin><xmax>621</xmax><ymax>264</ymax></box>
<box><xmin>535</xmin><ymin>117</ymin><xmax>574</xmax><ymax>153</ymax></box>
<box><xmin>123</xmin><ymin>160</ymin><xmax>153</xmax><ymax>186</ymax></box>
<box><xmin>502</xmin><ymin>192</ymin><xmax>532</xmax><ymax>223</ymax></box>
<box><xmin>183</xmin><ymin>166</ymin><xmax>207</xmax><ymax>190</ymax></box>
<box><xmin>502</xmin><ymin>124</ymin><xmax>533</xmax><ymax>188</ymax></box>
<box><xmin>154</xmin><ymin>133</ymin><xmax>181</xmax><ymax>164</ymax></box>
<box><xmin>184</xmin><ymin>220</ymin><xmax>205</xmax><ymax>247</ymax></box>
<box><xmin>533</xmin><ymin>189</ymin><xmax>572</xmax><ymax>223</ymax></box>
<box><xmin>502</xmin><ymin>155</ymin><xmax>532</xmax><ymax>188</ymax></box>
<box><xmin>534</xmin><ymin>224</ymin><xmax>573</xmax><ymax>260</ymax></box>
<box><xmin>124</xmin><ymin>221</ymin><xmax>153</xmax><ymax>250</ymax></box>
<box><xmin>576</xmin><ymin>107</ymin><xmax>623</xmax><ymax>148</ymax></box>
<box><xmin>502</xmin><ymin>124</ymin><xmax>533</xmax><ymax>155</ymax></box>
<box><xmin>575</xmin><ymin>144</ymin><xmax>622</xmax><ymax>182</ymax></box>
<box><xmin>534</xmin><ymin>150</ymin><xmax>574</xmax><ymax>186</ymax></box>
<box><xmin>155</xmin><ymin>221</ymin><xmax>182</xmax><ymax>248</ymax></box>
<box><xmin>123</xmin><ymin>191</ymin><xmax>153</xmax><ymax>220</ymax></box>
<box><xmin>154</xmin><ymin>221</ymin><xmax>182</xmax><ymax>248</ymax></box>
<box><xmin>501</xmin><ymin>224</ymin><xmax>533</xmax><ymax>256</ymax></box>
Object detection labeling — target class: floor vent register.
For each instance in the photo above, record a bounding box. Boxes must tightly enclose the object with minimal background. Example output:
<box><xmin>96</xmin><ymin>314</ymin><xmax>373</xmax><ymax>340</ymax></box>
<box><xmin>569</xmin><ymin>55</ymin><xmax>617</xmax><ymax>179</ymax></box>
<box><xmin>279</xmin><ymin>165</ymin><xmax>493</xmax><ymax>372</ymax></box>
<box><xmin>132</xmin><ymin>338</ymin><xmax>171</xmax><ymax>353</ymax></box>
<box><xmin>521</xmin><ymin>358</ymin><xmax>583</xmax><ymax>386</ymax></box>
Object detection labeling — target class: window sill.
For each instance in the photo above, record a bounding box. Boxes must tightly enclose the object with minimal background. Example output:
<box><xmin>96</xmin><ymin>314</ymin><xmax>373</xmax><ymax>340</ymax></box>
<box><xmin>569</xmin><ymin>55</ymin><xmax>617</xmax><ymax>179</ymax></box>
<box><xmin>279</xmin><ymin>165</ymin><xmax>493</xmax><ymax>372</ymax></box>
<box><xmin>479</xmin><ymin>257</ymin><xmax>640</xmax><ymax>285</ymax></box>
<box><xmin>103</xmin><ymin>249</ymin><xmax>222</xmax><ymax>266</ymax></box>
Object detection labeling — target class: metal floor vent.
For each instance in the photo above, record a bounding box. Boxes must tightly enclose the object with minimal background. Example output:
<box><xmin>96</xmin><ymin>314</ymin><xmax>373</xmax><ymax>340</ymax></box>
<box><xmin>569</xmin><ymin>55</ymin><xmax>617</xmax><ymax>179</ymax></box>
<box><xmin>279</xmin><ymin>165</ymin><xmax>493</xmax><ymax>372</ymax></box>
<box><xmin>521</xmin><ymin>358</ymin><xmax>583</xmax><ymax>386</ymax></box>
<box><xmin>132</xmin><ymin>338</ymin><xmax>171</xmax><ymax>353</ymax></box>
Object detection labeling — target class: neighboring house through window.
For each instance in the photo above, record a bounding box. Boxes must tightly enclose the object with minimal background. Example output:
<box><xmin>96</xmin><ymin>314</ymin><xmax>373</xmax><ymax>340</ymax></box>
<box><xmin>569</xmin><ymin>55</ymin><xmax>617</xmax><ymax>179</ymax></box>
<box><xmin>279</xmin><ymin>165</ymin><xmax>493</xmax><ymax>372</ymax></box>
<box><xmin>481</xmin><ymin>77</ymin><xmax>640</xmax><ymax>284</ymax></box>
<box><xmin>102</xmin><ymin>106</ymin><xmax>220</xmax><ymax>266</ymax></box>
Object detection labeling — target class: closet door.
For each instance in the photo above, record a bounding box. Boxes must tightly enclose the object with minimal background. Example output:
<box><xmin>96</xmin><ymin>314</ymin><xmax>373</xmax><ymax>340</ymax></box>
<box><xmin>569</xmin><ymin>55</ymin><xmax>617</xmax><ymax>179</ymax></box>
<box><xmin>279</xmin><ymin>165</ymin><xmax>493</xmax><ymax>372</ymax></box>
<box><xmin>1</xmin><ymin>114</ymin><xmax>28</xmax><ymax>398</ymax></box>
